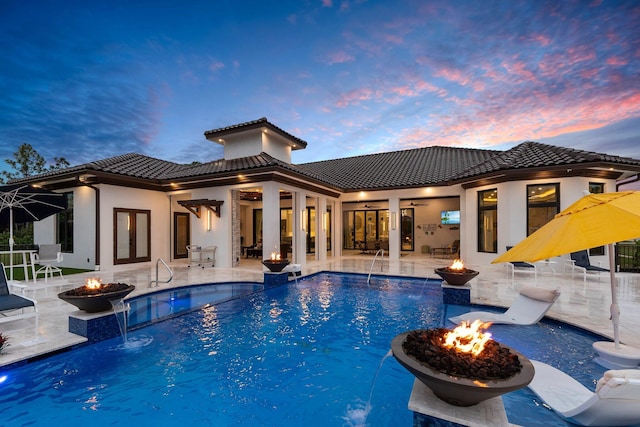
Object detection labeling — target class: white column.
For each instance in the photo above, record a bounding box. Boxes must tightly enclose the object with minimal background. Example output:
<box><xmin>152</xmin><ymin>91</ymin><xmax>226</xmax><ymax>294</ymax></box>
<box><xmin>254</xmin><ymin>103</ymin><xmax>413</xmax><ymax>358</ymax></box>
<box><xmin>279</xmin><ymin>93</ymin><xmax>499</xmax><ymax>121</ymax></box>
<box><xmin>389</xmin><ymin>197</ymin><xmax>400</xmax><ymax>259</ymax></box>
<box><xmin>262</xmin><ymin>182</ymin><xmax>280</xmax><ymax>259</ymax></box>
<box><xmin>294</xmin><ymin>191</ymin><xmax>307</xmax><ymax>264</ymax></box>
<box><xmin>317</xmin><ymin>197</ymin><xmax>327</xmax><ymax>261</ymax></box>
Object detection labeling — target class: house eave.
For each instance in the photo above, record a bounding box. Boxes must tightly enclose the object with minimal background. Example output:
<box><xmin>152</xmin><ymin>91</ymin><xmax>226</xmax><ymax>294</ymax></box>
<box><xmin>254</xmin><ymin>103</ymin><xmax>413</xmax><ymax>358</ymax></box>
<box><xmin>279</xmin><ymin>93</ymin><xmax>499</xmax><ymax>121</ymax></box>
<box><xmin>457</xmin><ymin>164</ymin><xmax>627</xmax><ymax>189</ymax></box>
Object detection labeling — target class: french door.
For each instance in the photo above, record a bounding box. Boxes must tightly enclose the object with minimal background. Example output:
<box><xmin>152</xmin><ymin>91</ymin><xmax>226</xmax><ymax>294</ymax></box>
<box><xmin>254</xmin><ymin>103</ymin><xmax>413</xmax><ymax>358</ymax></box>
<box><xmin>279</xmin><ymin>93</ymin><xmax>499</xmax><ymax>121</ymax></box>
<box><xmin>114</xmin><ymin>208</ymin><xmax>151</xmax><ymax>264</ymax></box>
<box><xmin>174</xmin><ymin>212</ymin><xmax>190</xmax><ymax>259</ymax></box>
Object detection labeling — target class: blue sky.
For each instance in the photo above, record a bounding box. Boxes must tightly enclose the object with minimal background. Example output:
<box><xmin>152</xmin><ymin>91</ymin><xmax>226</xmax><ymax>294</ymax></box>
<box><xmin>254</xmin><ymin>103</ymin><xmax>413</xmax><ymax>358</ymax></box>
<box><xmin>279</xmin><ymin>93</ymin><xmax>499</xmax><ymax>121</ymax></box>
<box><xmin>1</xmin><ymin>0</ymin><xmax>639</xmax><ymax>175</ymax></box>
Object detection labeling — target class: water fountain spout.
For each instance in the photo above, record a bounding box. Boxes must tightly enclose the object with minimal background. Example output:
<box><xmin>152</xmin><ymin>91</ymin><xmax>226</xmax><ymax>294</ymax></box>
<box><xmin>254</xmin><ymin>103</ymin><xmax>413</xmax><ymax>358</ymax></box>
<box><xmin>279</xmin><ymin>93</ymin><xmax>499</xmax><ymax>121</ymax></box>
<box><xmin>367</xmin><ymin>249</ymin><xmax>384</xmax><ymax>285</ymax></box>
<box><xmin>345</xmin><ymin>349</ymin><xmax>392</xmax><ymax>425</ymax></box>
<box><xmin>110</xmin><ymin>298</ymin><xmax>130</xmax><ymax>344</ymax></box>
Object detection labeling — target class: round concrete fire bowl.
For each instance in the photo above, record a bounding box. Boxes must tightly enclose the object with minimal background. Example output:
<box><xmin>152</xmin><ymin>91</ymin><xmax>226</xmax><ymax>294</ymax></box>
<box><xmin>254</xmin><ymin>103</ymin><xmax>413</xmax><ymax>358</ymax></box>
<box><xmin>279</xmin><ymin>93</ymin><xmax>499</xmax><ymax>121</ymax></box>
<box><xmin>391</xmin><ymin>331</ymin><xmax>534</xmax><ymax>407</ymax></box>
<box><xmin>434</xmin><ymin>267</ymin><xmax>479</xmax><ymax>286</ymax></box>
<box><xmin>58</xmin><ymin>284</ymin><xmax>135</xmax><ymax>313</ymax></box>
<box><xmin>261</xmin><ymin>259</ymin><xmax>290</xmax><ymax>272</ymax></box>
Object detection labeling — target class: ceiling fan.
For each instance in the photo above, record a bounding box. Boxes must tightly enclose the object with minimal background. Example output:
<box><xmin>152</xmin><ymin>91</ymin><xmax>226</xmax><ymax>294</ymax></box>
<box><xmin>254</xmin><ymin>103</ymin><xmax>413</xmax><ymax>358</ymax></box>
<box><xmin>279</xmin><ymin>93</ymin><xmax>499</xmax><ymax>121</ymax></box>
<box><xmin>406</xmin><ymin>201</ymin><xmax>429</xmax><ymax>207</ymax></box>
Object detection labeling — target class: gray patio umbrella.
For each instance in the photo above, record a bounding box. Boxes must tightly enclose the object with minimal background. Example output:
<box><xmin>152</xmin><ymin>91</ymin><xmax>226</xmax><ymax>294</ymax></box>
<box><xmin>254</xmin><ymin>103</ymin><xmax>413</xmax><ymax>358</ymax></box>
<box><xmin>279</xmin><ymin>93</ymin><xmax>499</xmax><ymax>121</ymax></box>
<box><xmin>0</xmin><ymin>184</ymin><xmax>68</xmax><ymax>280</ymax></box>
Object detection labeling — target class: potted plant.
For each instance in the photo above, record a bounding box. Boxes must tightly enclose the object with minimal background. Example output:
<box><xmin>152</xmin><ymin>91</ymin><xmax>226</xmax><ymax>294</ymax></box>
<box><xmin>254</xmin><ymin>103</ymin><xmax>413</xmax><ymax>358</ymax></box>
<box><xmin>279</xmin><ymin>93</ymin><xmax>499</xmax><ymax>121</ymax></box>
<box><xmin>0</xmin><ymin>333</ymin><xmax>9</xmax><ymax>354</ymax></box>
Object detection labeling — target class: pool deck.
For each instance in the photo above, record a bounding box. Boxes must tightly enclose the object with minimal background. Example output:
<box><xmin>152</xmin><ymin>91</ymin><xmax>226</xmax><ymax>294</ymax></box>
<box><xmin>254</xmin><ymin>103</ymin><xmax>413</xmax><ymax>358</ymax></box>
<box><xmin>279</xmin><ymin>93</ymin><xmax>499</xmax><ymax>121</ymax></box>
<box><xmin>2</xmin><ymin>255</ymin><xmax>639</xmax><ymax>368</ymax></box>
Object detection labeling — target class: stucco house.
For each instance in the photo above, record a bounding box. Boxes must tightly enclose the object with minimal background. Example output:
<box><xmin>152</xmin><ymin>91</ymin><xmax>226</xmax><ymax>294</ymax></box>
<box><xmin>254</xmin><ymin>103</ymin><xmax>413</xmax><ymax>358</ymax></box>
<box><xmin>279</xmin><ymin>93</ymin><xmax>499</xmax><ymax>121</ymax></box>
<box><xmin>11</xmin><ymin>117</ymin><xmax>640</xmax><ymax>272</ymax></box>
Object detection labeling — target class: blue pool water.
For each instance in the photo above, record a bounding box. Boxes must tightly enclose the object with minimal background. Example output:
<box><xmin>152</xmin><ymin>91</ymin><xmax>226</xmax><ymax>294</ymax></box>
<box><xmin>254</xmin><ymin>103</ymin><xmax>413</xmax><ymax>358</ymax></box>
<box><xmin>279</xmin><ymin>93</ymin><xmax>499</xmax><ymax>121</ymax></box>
<box><xmin>0</xmin><ymin>273</ymin><xmax>626</xmax><ymax>426</ymax></box>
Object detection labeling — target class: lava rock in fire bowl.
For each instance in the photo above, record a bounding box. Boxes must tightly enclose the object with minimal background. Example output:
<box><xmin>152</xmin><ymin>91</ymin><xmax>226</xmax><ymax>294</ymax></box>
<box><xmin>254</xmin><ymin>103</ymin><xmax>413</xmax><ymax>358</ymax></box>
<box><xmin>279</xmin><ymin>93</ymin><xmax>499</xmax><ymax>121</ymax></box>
<box><xmin>261</xmin><ymin>259</ymin><xmax>290</xmax><ymax>272</ymax></box>
<box><xmin>58</xmin><ymin>283</ymin><xmax>135</xmax><ymax>313</ymax></box>
<box><xmin>391</xmin><ymin>329</ymin><xmax>534</xmax><ymax>406</ymax></box>
<box><xmin>434</xmin><ymin>267</ymin><xmax>479</xmax><ymax>286</ymax></box>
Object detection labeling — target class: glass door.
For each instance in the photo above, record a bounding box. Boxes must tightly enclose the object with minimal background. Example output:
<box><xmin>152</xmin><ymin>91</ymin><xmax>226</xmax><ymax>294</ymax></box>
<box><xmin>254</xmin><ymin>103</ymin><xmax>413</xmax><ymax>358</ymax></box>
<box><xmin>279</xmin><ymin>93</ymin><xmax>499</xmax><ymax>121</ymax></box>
<box><xmin>114</xmin><ymin>208</ymin><xmax>151</xmax><ymax>264</ymax></box>
<box><xmin>174</xmin><ymin>212</ymin><xmax>190</xmax><ymax>259</ymax></box>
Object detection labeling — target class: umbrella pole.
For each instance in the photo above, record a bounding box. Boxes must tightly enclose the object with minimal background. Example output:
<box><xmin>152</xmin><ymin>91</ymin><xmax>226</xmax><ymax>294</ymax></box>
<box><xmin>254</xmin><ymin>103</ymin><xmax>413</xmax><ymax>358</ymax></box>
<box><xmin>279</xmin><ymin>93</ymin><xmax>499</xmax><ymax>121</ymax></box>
<box><xmin>608</xmin><ymin>243</ymin><xmax>620</xmax><ymax>349</ymax></box>
<box><xmin>9</xmin><ymin>207</ymin><xmax>14</xmax><ymax>281</ymax></box>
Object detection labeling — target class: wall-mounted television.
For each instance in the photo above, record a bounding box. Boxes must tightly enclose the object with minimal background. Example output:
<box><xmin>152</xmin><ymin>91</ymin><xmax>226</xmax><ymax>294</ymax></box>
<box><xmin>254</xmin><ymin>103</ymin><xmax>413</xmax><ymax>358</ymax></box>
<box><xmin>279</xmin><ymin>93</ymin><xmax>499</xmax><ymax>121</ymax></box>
<box><xmin>441</xmin><ymin>210</ymin><xmax>460</xmax><ymax>225</ymax></box>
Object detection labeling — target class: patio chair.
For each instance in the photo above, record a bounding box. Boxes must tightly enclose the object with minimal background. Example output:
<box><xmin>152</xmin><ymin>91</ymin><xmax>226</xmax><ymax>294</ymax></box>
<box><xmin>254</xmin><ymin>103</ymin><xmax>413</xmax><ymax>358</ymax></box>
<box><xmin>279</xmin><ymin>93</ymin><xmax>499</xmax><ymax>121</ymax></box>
<box><xmin>505</xmin><ymin>246</ymin><xmax>537</xmax><ymax>280</ymax></box>
<box><xmin>527</xmin><ymin>360</ymin><xmax>640</xmax><ymax>426</ymax></box>
<box><xmin>34</xmin><ymin>243</ymin><xmax>64</xmax><ymax>282</ymax></box>
<box><xmin>0</xmin><ymin>262</ymin><xmax>38</xmax><ymax>326</ymax></box>
<box><xmin>449</xmin><ymin>286</ymin><xmax>560</xmax><ymax>325</ymax></box>
<box><xmin>565</xmin><ymin>250</ymin><xmax>609</xmax><ymax>283</ymax></box>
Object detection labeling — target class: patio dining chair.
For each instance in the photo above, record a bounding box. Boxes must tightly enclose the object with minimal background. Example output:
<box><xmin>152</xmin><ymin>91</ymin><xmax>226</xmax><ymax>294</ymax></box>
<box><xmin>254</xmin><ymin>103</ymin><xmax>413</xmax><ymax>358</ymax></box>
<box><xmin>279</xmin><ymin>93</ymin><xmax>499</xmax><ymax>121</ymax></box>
<box><xmin>34</xmin><ymin>243</ymin><xmax>64</xmax><ymax>282</ymax></box>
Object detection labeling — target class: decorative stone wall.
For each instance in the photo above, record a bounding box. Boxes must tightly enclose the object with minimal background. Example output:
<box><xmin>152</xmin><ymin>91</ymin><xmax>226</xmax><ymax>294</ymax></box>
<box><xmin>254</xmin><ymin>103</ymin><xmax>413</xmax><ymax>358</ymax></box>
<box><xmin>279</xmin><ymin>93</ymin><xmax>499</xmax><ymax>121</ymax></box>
<box><xmin>231</xmin><ymin>189</ymin><xmax>240</xmax><ymax>267</ymax></box>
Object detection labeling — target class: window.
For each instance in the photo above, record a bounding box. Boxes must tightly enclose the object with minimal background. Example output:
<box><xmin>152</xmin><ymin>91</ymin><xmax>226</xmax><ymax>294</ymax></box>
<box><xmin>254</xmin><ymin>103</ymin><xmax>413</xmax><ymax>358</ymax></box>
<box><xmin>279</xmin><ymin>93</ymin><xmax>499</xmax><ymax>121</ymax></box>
<box><xmin>253</xmin><ymin>209</ymin><xmax>263</xmax><ymax>246</ymax></box>
<box><xmin>527</xmin><ymin>184</ymin><xmax>560</xmax><ymax>236</ymax></box>
<box><xmin>342</xmin><ymin>209</ymin><xmax>388</xmax><ymax>251</ymax></box>
<box><xmin>588</xmin><ymin>183</ymin><xmax>605</xmax><ymax>255</ymax></box>
<box><xmin>400</xmin><ymin>208</ymin><xmax>414</xmax><ymax>251</ymax></box>
<box><xmin>478</xmin><ymin>189</ymin><xmax>497</xmax><ymax>253</ymax></box>
<box><xmin>589</xmin><ymin>182</ymin><xmax>604</xmax><ymax>194</ymax></box>
<box><xmin>56</xmin><ymin>192</ymin><xmax>73</xmax><ymax>252</ymax></box>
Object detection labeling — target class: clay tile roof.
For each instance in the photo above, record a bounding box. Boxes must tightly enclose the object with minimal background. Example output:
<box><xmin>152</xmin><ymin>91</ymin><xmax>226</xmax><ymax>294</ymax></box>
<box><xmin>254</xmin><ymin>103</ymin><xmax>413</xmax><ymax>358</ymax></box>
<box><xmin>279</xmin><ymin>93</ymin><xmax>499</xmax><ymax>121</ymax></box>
<box><xmin>9</xmin><ymin>139</ymin><xmax>640</xmax><ymax>192</ymax></box>
<box><xmin>203</xmin><ymin>117</ymin><xmax>308</xmax><ymax>149</ymax></box>
<box><xmin>450</xmin><ymin>141</ymin><xmax>640</xmax><ymax>180</ymax></box>
<box><xmin>300</xmin><ymin>146</ymin><xmax>497</xmax><ymax>190</ymax></box>
<box><xmin>86</xmin><ymin>153</ymin><xmax>185</xmax><ymax>179</ymax></box>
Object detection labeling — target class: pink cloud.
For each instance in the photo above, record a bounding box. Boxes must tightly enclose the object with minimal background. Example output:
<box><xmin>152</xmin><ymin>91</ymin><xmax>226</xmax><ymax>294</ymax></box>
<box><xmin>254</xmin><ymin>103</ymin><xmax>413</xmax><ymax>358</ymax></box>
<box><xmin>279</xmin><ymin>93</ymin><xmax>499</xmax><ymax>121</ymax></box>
<box><xmin>566</xmin><ymin>46</ymin><xmax>597</xmax><ymax>66</ymax></box>
<box><xmin>326</xmin><ymin>50</ymin><xmax>355</xmax><ymax>65</ymax></box>
<box><xmin>393</xmin><ymin>87</ymin><xmax>640</xmax><ymax>151</ymax></box>
<box><xmin>530</xmin><ymin>33</ymin><xmax>552</xmax><ymax>47</ymax></box>
<box><xmin>579</xmin><ymin>68</ymin><xmax>599</xmax><ymax>79</ymax></box>
<box><xmin>502</xmin><ymin>60</ymin><xmax>539</xmax><ymax>84</ymax></box>
<box><xmin>335</xmin><ymin>87</ymin><xmax>374</xmax><ymax>107</ymax></box>
<box><xmin>606</xmin><ymin>56</ymin><xmax>628</xmax><ymax>66</ymax></box>
<box><xmin>434</xmin><ymin>67</ymin><xmax>472</xmax><ymax>87</ymax></box>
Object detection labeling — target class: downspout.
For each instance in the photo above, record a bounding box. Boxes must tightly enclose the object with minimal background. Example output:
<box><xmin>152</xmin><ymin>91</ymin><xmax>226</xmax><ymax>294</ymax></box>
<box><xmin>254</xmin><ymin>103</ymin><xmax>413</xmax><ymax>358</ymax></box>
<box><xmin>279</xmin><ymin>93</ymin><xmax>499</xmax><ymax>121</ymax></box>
<box><xmin>79</xmin><ymin>180</ymin><xmax>100</xmax><ymax>271</ymax></box>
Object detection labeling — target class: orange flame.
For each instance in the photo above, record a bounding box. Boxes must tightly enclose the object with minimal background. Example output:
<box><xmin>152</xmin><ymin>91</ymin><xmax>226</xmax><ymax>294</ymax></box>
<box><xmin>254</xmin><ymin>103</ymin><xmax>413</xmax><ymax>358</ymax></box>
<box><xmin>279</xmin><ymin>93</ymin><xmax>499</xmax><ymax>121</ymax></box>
<box><xmin>270</xmin><ymin>251</ymin><xmax>281</xmax><ymax>261</ymax></box>
<box><xmin>450</xmin><ymin>259</ymin><xmax>465</xmax><ymax>270</ymax></box>
<box><xmin>85</xmin><ymin>278</ymin><xmax>102</xmax><ymax>290</ymax></box>
<box><xmin>443</xmin><ymin>320</ymin><xmax>492</xmax><ymax>356</ymax></box>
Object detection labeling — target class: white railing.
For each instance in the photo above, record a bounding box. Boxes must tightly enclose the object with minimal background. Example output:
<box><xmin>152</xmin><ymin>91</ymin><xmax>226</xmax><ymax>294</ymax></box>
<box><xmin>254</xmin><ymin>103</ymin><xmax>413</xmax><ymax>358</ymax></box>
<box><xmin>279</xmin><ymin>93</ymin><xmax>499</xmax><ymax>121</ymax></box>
<box><xmin>149</xmin><ymin>258</ymin><xmax>173</xmax><ymax>288</ymax></box>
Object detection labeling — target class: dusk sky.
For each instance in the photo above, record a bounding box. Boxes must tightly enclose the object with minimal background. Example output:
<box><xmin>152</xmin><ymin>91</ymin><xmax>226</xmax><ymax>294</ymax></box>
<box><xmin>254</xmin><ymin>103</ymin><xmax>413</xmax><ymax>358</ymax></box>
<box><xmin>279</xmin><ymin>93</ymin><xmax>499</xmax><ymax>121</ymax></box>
<box><xmin>1</xmin><ymin>0</ymin><xmax>639</xmax><ymax>176</ymax></box>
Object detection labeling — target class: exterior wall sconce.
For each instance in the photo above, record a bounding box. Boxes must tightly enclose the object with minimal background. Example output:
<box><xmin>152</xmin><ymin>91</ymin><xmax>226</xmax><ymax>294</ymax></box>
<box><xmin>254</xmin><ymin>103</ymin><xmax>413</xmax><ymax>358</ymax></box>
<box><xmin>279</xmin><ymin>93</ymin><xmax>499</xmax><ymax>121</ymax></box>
<box><xmin>391</xmin><ymin>212</ymin><xmax>397</xmax><ymax>230</ymax></box>
<box><xmin>207</xmin><ymin>209</ymin><xmax>211</xmax><ymax>231</ymax></box>
<box><xmin>302</xmin><ymin>209</ymin><xmax>308</xmax><ymax>232</ymax></box>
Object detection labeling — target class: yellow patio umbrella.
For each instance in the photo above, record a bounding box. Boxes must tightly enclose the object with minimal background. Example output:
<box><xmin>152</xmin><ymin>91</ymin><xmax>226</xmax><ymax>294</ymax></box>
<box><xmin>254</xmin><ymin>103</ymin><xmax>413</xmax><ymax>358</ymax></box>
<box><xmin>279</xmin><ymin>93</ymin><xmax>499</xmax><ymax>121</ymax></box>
<box><xmin>492</xmin><ymin>191</ymin><xmax>640</xmax><ymax>363</ymax></box>
<box><xmin>493</xmin><ymin>191</ymin><xmax>640</xmax><ymax>264</ymax></box>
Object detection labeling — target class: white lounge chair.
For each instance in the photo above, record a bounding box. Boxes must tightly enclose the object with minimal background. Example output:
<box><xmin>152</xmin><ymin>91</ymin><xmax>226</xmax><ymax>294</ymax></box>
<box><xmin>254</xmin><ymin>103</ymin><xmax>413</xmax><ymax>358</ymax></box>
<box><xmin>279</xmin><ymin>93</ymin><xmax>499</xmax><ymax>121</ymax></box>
<box><xmin>449</xmin><ymin>286</ymin><xmax>560</xmax><ymax>325</ymax></box>
<box><xmin>528</xmin><ymin>360</ymin><xmax>640</xmax><ymax>426</ymax></box>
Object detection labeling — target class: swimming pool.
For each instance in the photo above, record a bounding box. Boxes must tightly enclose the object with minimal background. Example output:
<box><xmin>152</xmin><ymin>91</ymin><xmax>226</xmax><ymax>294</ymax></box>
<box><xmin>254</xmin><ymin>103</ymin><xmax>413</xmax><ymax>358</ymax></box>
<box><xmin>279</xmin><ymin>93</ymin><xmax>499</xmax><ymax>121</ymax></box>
<box><xmin>0</xmin><ymin>273</ymin><xmax>627</xmax><ymax>426</ymax></box>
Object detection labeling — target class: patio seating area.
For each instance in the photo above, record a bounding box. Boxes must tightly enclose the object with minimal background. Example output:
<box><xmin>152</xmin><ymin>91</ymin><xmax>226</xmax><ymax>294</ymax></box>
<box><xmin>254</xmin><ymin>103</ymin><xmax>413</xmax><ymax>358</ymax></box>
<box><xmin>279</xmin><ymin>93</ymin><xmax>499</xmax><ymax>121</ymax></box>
<box><xmin>1</xmin><ymin>254</ymin><xmax>639</xmax><ymax>369</ymax></box>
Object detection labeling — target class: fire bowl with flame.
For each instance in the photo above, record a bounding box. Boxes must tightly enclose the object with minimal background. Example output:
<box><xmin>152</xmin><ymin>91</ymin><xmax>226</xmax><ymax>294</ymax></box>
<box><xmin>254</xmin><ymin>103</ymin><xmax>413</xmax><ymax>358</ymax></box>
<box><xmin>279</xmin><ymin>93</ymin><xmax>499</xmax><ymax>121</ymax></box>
<box><xmin>261</xmin><ymin>251</ymin><xmax>290</xmax><ymax>272</ymax></box>
<box><xmin>435</xmin><ymin>259</ymin><xmax>479</xmax><ymax>286</ymax></box>
<box><xmin>58</xmin><ymin>278</ymin><xmax>135</xmax><ymax>313</ymax></box>
<box><xmin>391</xmin><ymin>321</ymin><xmax>534</xmax><ymax>406</ymax></box>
